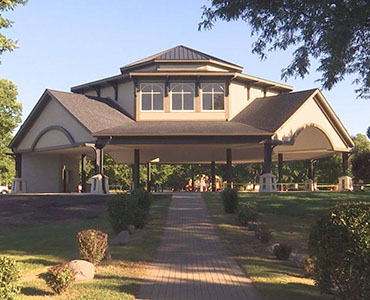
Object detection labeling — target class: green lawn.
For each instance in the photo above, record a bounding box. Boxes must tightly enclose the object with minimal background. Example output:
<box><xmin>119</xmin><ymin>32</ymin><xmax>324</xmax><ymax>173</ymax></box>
<box><xmin>0</xmin><ymin>197</ymin><xmax>172</xmax><ymax>300</ymax></box>
<box><xmin>203</xmin><ymin>192</ymin><xmax>370</xmax><ymax>300</ymax></box>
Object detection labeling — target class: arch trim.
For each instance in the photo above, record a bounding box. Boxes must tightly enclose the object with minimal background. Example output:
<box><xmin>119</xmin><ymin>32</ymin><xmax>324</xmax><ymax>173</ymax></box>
<box><xmin>31</xmin><ymin>125</ymin><xmax>75</xmax><ymax>151</ymax></box>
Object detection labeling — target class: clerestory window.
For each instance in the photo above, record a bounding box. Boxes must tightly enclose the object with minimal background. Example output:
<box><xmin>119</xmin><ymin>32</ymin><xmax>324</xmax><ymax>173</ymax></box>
<box><xmin>201</xmin><ymin>83</ymin><xmax>225</xmax><ymax>111</ymax></box>
<box><xmin>140</xmin><ymin>83</ymin><xmax>164</xmax><ymax>111</ymax></box>
<box><xmin>170</xmin><ymin>83</ymin><xmax>195</xmax><ymax>111</ymax></box>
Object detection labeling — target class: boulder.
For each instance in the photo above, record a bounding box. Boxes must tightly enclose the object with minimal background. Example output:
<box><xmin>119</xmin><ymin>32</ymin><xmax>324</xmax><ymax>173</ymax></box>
<box><xmin>128</xmin><ymin>225</ymin><xmax>135</xmax><ymax>234</ymax></box>
<box><xmin>68</xmin><ymin>260</ymin><xmax>95</xmax><ymax>282</ymax></box>
<box><xmin>266</xmin><ymin>243</ymin><xmax>281</xmax><ymax>255</ymax></box>
<box><xmin>110</xmin><ymin>230</ymin><xmax>130</xmax><ymax>246</ymax></box>
<box><xmin>291</xmin><ymin>254</ymin><xmax>309</xmax><ymax>268</ymax></box>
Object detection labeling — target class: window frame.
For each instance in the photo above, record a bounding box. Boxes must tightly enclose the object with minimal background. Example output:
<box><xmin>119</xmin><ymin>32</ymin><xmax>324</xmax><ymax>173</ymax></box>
<box><xmin>170</xmin><ymin>83</ymin><xmax>195</xmax><ymax>112</ymax></box>
<box><xmin>200</xmin><ymin>83</ymin><xmax>226</xmax><ymax>112</ymax></box>
<box><xmin>140</xmin><ymin>83</ymin><xmax>165</xmax><ymax>112</ymax></box>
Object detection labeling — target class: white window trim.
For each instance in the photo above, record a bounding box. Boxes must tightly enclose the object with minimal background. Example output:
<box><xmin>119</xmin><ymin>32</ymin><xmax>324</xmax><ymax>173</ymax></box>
<box><xmin>140</xmin><ymin>83</ymin><xmax>165</xmax><ymax>112</ymax></box>
<box><xmin>200</xmin><ymin>83</ymin><xmax>226</xmax><ymax>112</ymax></box>
<box><xmin>170</xmin><ymin>83</ymin><xmax>195</xmax><ymax>112</ymax></box>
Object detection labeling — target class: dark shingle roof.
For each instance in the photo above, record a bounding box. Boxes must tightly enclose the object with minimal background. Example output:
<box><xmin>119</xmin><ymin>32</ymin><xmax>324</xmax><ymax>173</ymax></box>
<box><xmin>121</xmin><ymin>45</ymin><xmax>243</xmax><ymax>71</ymax></box>
<box><xmin>232</xmin><ymin>89</ymin><xmax>318</xmax><ymax>132</ymax></box>
<box><xmin>93</xmin><ymin>121</ymin><xmax>271</xmax><ymax>136</ymax></box>
<box><xmin>48</xmin><ymin>90</ymin><xmax>134</xmax><ymax>133</ymax></box>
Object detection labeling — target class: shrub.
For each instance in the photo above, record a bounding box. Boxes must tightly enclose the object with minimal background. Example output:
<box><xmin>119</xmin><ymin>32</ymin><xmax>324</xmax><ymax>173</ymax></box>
<box><xmin>131</xmin><ymin>188</ymin><xmax>152</xmax><ymax>211</ymax></box>
<box><xmin>237</xmin><ymin>201</ymin><xmax>258</xmax><ymax>226</ymax></box>
<box><xmin>44</xmin><ymin>263</ymin><xmax>75</xmax><ymax>294</ymax></box>
<box><xmin>77</xmin><ymin>229</ymin><xmax>108</xmax><ymax>265</ymax></box>
<box><xmin>309</xmin><ymin>202</ymin><xmax>370</xmax><ymax>300</ymax></box>
<box><xmin>106</xmin><ymin>193</ymin><xmax>136</xmax><ymax>233</ymax></box>
<box><xmin>273</xmin><ymin>243</ymin><xmax>292</xmax><ymax>260</ymax></box>
<box><xmin>300</xmin><ymin>256</ymin><xmax>316</xmax><ymax>278</ymax></box>
<box><xmin>254</xmin><ymin>224</ymin><xmax>272</xmax><ymax>243</ymax></box>
<box><xmin>133</xmin><ymin>208</ymin><xmax>149</xmax><ymax>229</ymax></box>
<box><xmin>221</xmin><ymin>188</ymin><xmax>238</xmax><ymax>213</ymax></box>
<box><xmin>0</xmin><ymin>256</ymin><xmax>20</xmax><ymax>300</ymax></box>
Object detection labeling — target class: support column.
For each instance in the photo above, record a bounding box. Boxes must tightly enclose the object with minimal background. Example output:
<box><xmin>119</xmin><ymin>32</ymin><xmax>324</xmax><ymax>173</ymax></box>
<box><xmin>15</xmin><ymin>153</ymin><xmax>22</xmax><ymax>178</ymax></box>
<box><xmin>147</xmin><ymin>162</ymin><xmax>152</xmax><ymax>192</ymax></box>
<box><xmin>226</xmin><ymin>149</ymin><xmax>232</xmax><ymax>188</ymax></box>
<box><xmin>11</xmin><ymin>153</ymin><xmax>26</xmax><ymax>194</ymax></box>
<box><xmin>342</xmin><ymin>152</ymin><xmax>349</xmax><ymax>176</ymax></box>
<box><xmin>338</xmin><ymin>152</ymin><xmax>353</xmax><ymax>191</ymax></box>
<box><xmin>211</xmin><ymin>161</ymin><xmax>216</xmax><ymax>192</ymax></box>
<box><xmin>263</xmin><ymin>139</ymin><xmax>272</xmax><ymax>174</ymax></box>
<box><xmin>278</xmin><ymin>153</ymin><xmax>283</xmax><ymax>182</ymax></box>
<box><xmin>133</xmin><ymin>149</ymin><xmax>140</xmax><ymax>189</ymax></box>
<box><xmin>307</xmin><ymin>159</ymin><xmax>314</xmax><ymax>180</ymax></box>
<box><xmin>260</xmin><ymin>138</ymin><xmax>277</xmax><ymax>193</ymax></box>
<box><xmin>81</xmin><ymin>154</ymin><xmax>87</xmax><ymax>192</ymax></box>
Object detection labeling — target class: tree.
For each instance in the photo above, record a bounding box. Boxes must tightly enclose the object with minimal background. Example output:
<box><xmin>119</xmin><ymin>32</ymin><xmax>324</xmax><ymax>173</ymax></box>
<box><xmin>367</xmin><ymin>127</ymin><xmax>370</xmax><ymax>140</ymax></box>
<box><xmin>199</xmin><ymin>0</ymin><xmax>370</xmax><ymax>99</ymax></box>
<box><xmin>0</xmin><ymin>0</ymin><xmax>27</xmax><ymax>62</ymax></box>
<box><xmin>0</xmin><ymin>79</ymin><xmax>22</xmax><ymax>184</ymax></box>
<box><xmin>352</xmin><ymin>134</ymin><xmax>370</xmax><ymax>154</ymax></box>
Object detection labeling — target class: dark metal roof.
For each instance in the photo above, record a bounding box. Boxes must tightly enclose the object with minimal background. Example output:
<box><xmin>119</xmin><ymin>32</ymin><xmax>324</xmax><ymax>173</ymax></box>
<box><xmin>121</xmin><ymin>45</ymin><xmax>243</xmax><ymax>72</ymax></box>
<box><xmin>232</xmin><ymin>89</ymin><xmax>318</xmax><ymax>132</ymax></box>
<box><xmin>93</xmin><ymin>121</ymin><xmax>272</xmax><ymax>137</ymax></box>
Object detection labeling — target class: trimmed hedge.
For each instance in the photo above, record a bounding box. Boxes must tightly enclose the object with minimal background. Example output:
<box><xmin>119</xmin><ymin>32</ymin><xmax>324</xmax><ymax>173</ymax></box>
<box><xmin>44</xmin><ymin>263</ymin><xmax>75</xmax><ymax>294</ymax></box>
<box><xmin>309</xmin><ymin>202</ymin><xmax>370</xmax><ymax>300</ymax></box>
<box><xmin>221</xmin><ymin>188</ymin><xmax>238</xmax><ymax>213</ymax></box>
<box><xmin>77</xmin><ymin>229</ymin><xmax>108</xmax><ymax>265</ymax></box>
<box><xmin>237</xmin><ymin>201</ymin><xmax>258</xmax><ymax>226</ymax></box>
<box><xmin>0</xmin><ymin>256</ymin><xmax>20</xmax><ymax>300</ymax></box>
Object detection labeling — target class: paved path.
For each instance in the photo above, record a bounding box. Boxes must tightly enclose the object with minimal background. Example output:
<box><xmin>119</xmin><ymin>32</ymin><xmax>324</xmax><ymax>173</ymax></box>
<box><xmin>138</xmin><ymin>193</ymin><xmax>261</xmax><ymax>300</ymax></box>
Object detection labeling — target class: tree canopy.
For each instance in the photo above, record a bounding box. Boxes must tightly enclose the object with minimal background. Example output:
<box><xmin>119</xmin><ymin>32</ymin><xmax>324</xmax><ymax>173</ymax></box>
<box><xmin>199</xmin><ymin>0</ymin><xmax>370</xmax><ymax>99</ymax></box>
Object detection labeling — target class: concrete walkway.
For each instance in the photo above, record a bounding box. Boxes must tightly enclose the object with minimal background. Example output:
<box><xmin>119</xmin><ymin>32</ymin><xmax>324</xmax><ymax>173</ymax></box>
<box><xmin>138</xmin><ymin>193</ymin><xmax>261</xmax><ymax>300</ymax></box>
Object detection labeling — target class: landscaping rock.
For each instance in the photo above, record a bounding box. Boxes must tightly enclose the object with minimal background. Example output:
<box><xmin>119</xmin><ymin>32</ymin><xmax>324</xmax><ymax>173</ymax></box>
<box><xmin>266</xmin><ymin>243</ymin><xmax>280</xmax><ymax>255</ymax></box>
<box><xmin>291</xmin><ymin>254</ymin><xmax>309</xmax><ymax>268</ymax></box>
<box><xmin>68</xmin><ymin>260</ymin><xmax>95</xmax><ymax>282</ymax></box>
<box><xmin>110</xmin><ymin>230</ymin><xmax>130</xmax><ymax>245</ymax></box>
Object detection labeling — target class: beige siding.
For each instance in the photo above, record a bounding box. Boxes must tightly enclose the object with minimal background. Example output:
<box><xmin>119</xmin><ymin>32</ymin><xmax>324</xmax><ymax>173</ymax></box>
<box><xmin>16</xmin><ymin>98</ymin><xmax>94</xmax><ymax>152</ymax></box>
<box><xmin>100</xmin><ymin>85</ymin><xmax>115</xmax><ymax>99</ymax></box>
<box><xmin>229</xmin><ymin>82</ymin><xmax>248</xmax><ymax>119</ymax></box>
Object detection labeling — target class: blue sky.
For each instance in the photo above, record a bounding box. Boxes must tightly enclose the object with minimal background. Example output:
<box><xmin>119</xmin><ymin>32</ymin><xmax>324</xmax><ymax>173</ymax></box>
<box><xmin>1</xmin><ymin>0</ymin><xmax>369</xmax><ymax>135</ymax></box>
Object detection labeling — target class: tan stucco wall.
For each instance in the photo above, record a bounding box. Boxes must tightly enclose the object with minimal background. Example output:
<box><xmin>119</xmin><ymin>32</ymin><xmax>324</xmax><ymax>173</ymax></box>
<box><xmin>34</xmin><ymin>129</ymin><xmax>72</xmax><ymax>150</ymax></box>
<box><xmin>16</xmin><ymin>98</ymin><xmax>94</xmax><ymax>152</ymax></box>
<box><xmin>117</xmin><ymin>81</ymin><xmax>135</xmax><ymax>118</ymax></box>
<box><xmin>22</xmin><ymin>153</ymin><xmax>80</xmax><ymax>193</ymax></box>
<box><xmin>274</xmin><ymin>96</ymin><xmax>348</xmax><ymax>151</ymax></box>
<box><xmin>100</xmin><ymin>85</ymin><xmax>115</xmax><ymax>99</ymax></box>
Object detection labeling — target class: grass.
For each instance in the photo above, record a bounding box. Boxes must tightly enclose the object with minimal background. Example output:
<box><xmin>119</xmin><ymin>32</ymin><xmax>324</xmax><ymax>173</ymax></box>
<box><xmin>203</xmin><ymin>191</ymin><xmax>370</xmax><ymax>300</ymax></box>
<box><xmin>0</xmin><ymin>196</ymin><xmax>172</xmax><ymax>300</ymax></box>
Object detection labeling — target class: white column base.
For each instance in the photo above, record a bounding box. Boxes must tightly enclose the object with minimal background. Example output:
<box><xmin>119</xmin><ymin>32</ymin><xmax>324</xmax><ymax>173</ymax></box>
<box><xmin>259</xmin><ymin>173</ymin><xmax>277</xmax><ymax>193</ymax></box>
<box><xmin>304</xmin><ymin>179</ymin><xmax>316</xmax><ymax>192</ymax></box>
<box><xmin>338</xmin><ymin>176</ymin><xmax>353</xmax><ymax>191</ymax></box>
<box><xmin>90</xmin><ymin>174</ymin><xmax>109</xmax><ymax>194</ymax></box>
<box><xmin>11</xmin><ymin>178</ymin><xmax>27</xmax><ymax>194</ymax></box>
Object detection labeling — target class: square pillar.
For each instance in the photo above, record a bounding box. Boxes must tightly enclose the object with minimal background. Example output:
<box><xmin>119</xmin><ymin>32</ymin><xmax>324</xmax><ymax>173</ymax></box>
<box><xmin>133</xmin><ymin>149</ymin><xmax>140</xmax><ymax>189</ymax></box>
<box><xmin>259</xmin><ymin>138</ymin><xmax>277</xmax><ymax>193</ymax></box>
<box><xmin>307</xmin><ymin>159</ymin><xmax>314</xmax><ymax>180</ymax></box>
<box><xmin>191</xmin><ymin>165</ymin><xmax>195</xmax><ymax>192</ymax></box>
<box><xmin>147</xmin><ymin>162</ymin><xmax>152</xmax><ymax>191</ymax></box>
<box><xmin>226</xmin><ymin>149</ymin><xmax>232</xmax><ymax>188</ymax></box>
<box><xmin>211</xmin><ymin>161</ymin><xmax>216</xmax><ymax>192</ymax></box>
<box><xmin>263</xmin><ymin>139</ymin><xmax>272</xmax><ymax>174</ymax></box>
<box><xmin>81</xmin><ymin>154</ymin><xmax>87</xmax><ymax>192</ymax></box>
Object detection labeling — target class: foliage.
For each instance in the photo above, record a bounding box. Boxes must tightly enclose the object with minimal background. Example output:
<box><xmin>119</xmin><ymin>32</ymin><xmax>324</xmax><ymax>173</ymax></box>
<box><xmin>0</xmin><ymin>0</ymin><xmax>27</xmax><ymax>61</ymax></box>
<box><xmin>77</xmin><ymin>229</ymin><xmax>108</xmax><ymax>265</ymax></box>
<box><xmin>221</xmin><ymin>188</ymin><xmax>238</xmax><ymax>213</ymax></box>
<box><xmin>273</xmin><ymin>243</ymin><xmax>292</xmax><ymax>260</ymax></box>
<box><xmin>44</xmin><ymin>263</ymin><xmax>75</xmax><ymax>295</ymax></box>
<box><xmin>254</xmin><ymin>224</ymin><xmax>272</xmax><ymax>243</ymax></box>
<box><xmin>367</xmin><ymin>127</ymin><xmax>370</xmax><ymax>140</ymax></box>
<box><xmin>300</xmin><ymin>256</ymin><xmax>316</xmax><ymax>278</ymax></box>
<box><xmin>352</xmin><ymin>134</ymin><xmax>370</xmax><ymax>155</ymax></box>
<box><xmin>352</xmin><ymin>152</ymin><xmax>370</xmax><ymax>182</ymax></box>
<box><xmin>199</xmin><ymin>0</ymin><xmax>370</xmax><ymax>98</ymax></box>
<box><xmin>0</xmin><ymin>79</ymin><xmax>22</xmax><ymax>185</ymax></box>
<box><xmin>308</xmin><ymin>202</ymin><xmax>370</xmax><ymax>299</ymax></box>
<box><xmin>236</xmin><ymin>201</ymin><xmax>258</xmax><ymax>226</ymax></box>
<box><xmin>0</xmin><ymin>256</ymin><xmax>20</xmax><ymax>300</ymax></box>
<box><xmin>107</xmin><ymin>190</ymin><xmax>152</xmax><ymax>233</ymax></box>
<box><xmin>314</xmin><ymin>154</ymin><xmax>342</xmax><ymax>183</ymax></box>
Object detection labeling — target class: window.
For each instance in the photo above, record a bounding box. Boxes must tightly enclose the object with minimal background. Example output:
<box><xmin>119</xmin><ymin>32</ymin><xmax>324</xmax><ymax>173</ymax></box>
<box><xmin>201</xmin><ymin>83</ymin><xmax>225</xmax><ymax>111</ymax></box>
<box><xmin>140</xmin><ymin>84</ymin><xmax>164</xmax><ymax>111</ymax></box>
<box><xmin>170</xmin><ymin>83</ymin><xmax>195</xmax><ymax>111</ymax></box>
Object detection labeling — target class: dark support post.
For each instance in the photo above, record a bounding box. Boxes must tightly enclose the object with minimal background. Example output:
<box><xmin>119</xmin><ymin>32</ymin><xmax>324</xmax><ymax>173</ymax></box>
<box><xmin>263</xmin><ymin>138</ymin><xmax>272</xmax><ymax>173</ymax></box>
<box><xmin>81</xmin><ymin>154</ymin><xmax>87</xmax><ymax>192</ymax></box>
<box><xmin>191</xmin><ymin>165</ymin><xmax>195</xmax><ymax>192</ymax></box>
<box><xmin>95</xmin><ymin>148</ymin><xmax>104</xmax><ymax>175</ymax></box>
<box><xmin>307</xmin><ymin>159</ymin><xmax>314</xmax><ymax>180</ymax></box>
<box><xmin>147</xmin><ymin>162</ymin><xmax>152</xmax><ymax>191</ymax></box>
<box><xmin>278</xmin><ymin>153</ymin><xmax>283</xmax><ymax>182</ymax></box>
<box><xmin>133</xmin><ymin>149</ymin><xmax>140</xmax><ymax>189</ymax></box>
<box><xmin>342</xmin><ymin>152</ymin><xmax>349</xmax><ymax>176</ymax></box>
<box><xmin>211</xmin><ymin>161</ymin><xmax>216</xmax><ymax>192</ymax></box>
<box><xmin>226</xmin><ymin>149</ymin><xmax>232</xmax><ymax>188</ymax></box>
<box><xmin>15</xmin><ymin>153</ymin><xmax>22</xmax><ymax>178</ymax></box>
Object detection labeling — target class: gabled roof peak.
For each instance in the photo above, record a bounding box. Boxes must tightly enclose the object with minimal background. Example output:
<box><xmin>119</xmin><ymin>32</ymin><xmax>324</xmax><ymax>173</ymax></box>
<box><xmin>120</xmin><ymin>45</ymin><xmax>243</xmax><ymax>73</ymax></box>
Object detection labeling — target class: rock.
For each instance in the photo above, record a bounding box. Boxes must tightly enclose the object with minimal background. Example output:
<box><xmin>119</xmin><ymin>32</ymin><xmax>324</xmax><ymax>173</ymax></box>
<box><xmin>68</xmin><ymin>260</ymin><xmax>95</xmax><ymax>282</ymax></box>
<box><xmin>110</xmin><ymin>230</ymin><xmax>130</xmax><ymax>246</ymax></box>
<box><xmin>128</xmin><ymin>225</ymin><xmax>135</xmax><ymax>234</ymax></box>
<box><xmin>291</xmin><ymin>254</ymin><xmax>309</xmax><ymax>267</ymax></box>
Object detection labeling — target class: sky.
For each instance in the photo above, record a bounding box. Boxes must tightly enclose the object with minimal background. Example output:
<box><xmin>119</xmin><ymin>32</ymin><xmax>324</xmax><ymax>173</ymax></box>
<box><xmin>1</xmin><ymin>0</ymin><xmax>369</xmax><ymax>136</ymax></box>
